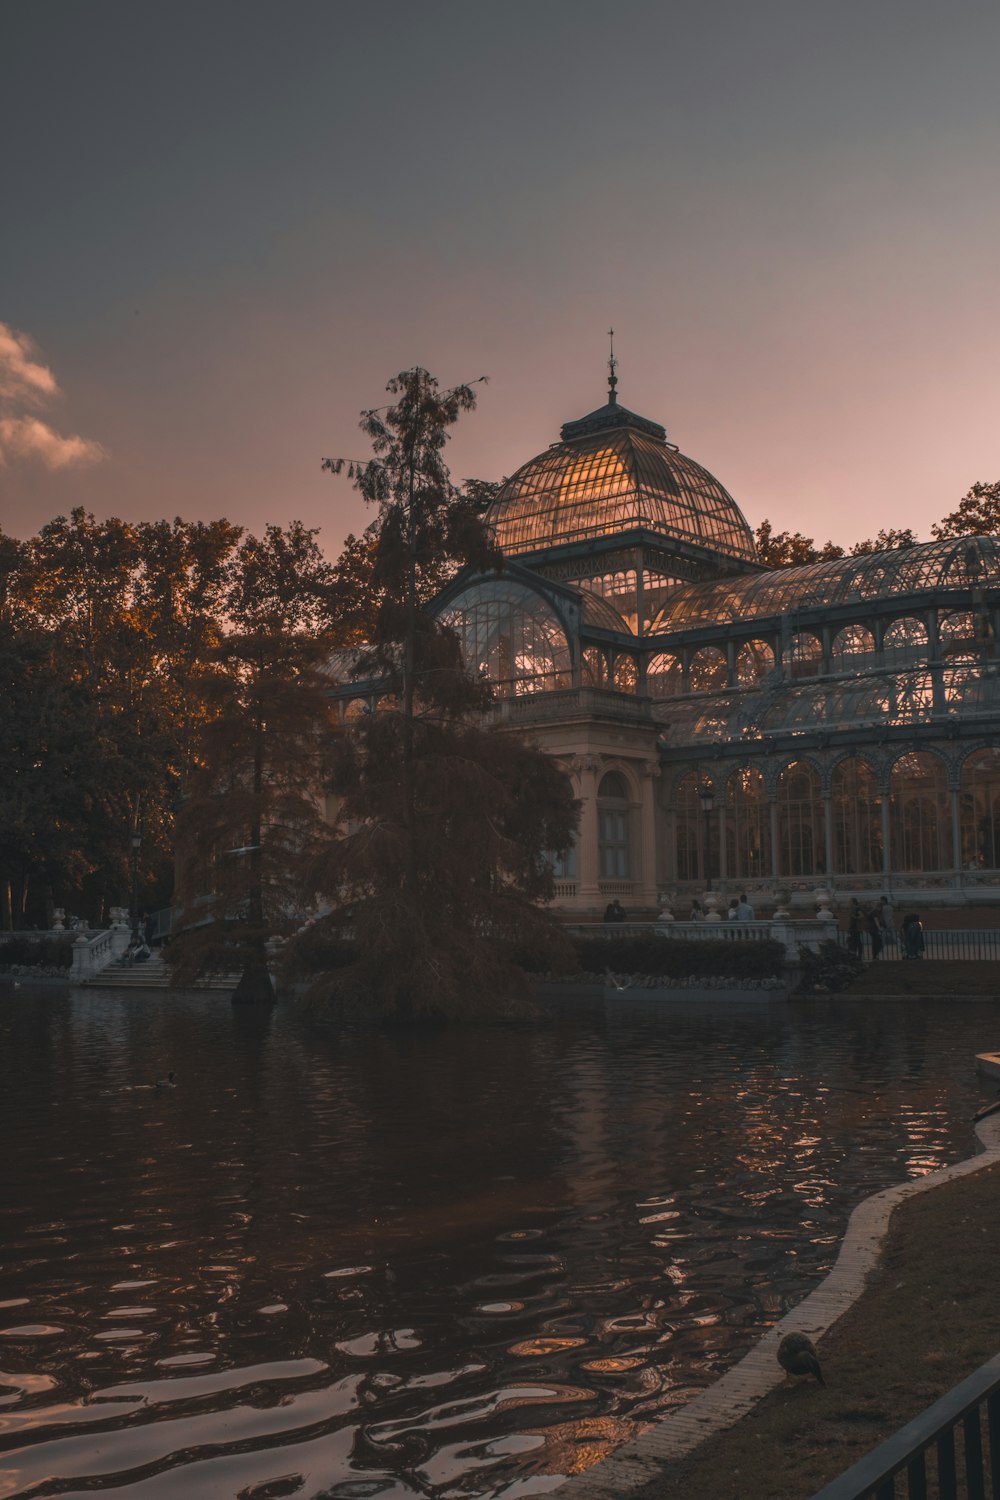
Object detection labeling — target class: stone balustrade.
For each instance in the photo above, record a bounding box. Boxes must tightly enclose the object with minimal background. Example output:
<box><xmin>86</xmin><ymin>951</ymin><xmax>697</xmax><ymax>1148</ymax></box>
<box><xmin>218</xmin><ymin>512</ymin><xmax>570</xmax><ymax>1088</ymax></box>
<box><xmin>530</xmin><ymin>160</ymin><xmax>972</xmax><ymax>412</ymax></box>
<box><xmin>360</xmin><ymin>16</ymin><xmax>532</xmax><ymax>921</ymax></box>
<box><xmin>568</xmin><ymin>918</ymin><xmax>837</xmax><ymax>963</ymax></box>
<box><xmin>69</xmin><ymin>923</ymin><xmax>132</xmax><ymax>981</ymax></box>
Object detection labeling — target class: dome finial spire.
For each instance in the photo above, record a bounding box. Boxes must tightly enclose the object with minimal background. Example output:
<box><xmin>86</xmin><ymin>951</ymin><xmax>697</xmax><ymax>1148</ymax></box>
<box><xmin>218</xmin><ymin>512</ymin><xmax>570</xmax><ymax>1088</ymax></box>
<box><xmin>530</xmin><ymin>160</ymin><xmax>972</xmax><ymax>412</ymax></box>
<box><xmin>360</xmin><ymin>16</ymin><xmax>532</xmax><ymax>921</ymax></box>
<box><xmin>607</xmin><ymin>327</ymin><xmax>618</xmax><ymax>405</ymax></box>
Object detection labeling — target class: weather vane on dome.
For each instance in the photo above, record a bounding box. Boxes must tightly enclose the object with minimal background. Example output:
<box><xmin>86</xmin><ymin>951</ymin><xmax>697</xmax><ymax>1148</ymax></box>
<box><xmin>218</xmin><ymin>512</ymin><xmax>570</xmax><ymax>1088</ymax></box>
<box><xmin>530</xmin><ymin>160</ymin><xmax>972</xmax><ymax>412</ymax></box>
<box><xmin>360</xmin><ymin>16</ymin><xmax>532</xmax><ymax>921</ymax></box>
<box><xmin>607</xmin><ymin>327</ymin><xmax>618</xmax><ymax>405</ymax></box>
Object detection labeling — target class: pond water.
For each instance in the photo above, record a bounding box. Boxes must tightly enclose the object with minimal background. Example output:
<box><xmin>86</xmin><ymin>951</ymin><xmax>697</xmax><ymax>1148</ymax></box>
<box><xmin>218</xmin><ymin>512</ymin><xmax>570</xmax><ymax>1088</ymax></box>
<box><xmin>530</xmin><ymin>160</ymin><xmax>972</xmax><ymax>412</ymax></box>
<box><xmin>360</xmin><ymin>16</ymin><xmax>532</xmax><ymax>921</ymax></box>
<box><xmin>0</xmin><ymin>986</ymin><xmax>996</xmax><ymax>1500</ymax></box>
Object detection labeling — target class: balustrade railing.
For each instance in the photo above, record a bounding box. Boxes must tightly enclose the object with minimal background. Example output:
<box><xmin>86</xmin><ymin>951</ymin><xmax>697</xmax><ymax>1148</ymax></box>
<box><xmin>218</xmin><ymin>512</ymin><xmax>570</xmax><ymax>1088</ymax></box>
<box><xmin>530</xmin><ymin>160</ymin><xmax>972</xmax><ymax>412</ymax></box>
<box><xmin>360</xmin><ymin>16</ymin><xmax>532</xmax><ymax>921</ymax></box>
<box><xmin>839</xmin><ymin>929</ymin><xmax>1000</xmax><ymax>962</ymax></box>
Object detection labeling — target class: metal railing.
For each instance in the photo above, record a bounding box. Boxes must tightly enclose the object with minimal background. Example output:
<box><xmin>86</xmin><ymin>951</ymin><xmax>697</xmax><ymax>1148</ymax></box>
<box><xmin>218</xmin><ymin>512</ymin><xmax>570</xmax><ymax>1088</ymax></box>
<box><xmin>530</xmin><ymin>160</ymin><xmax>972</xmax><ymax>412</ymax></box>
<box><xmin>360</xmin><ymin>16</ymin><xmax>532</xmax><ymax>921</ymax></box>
<box><xmin>810</xmin><ymin>1351</ymin><xmax>1000</xmax><ymax>1499</ymax></box>
<box><xmin>839</xmin><ymin>929</ymin><xmax>1000</xmax><ymax>962</ymax></box>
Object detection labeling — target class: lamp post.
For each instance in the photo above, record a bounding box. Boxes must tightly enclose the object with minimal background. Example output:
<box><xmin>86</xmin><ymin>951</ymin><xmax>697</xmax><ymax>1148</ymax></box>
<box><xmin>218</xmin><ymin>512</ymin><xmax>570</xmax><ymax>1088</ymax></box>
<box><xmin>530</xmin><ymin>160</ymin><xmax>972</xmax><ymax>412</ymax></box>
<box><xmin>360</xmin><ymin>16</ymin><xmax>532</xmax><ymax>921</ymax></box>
<box><xmin>698</xmin><ymin>784</ymin><xmax>715</xmax><ymax>890</ymax></box>
<box><xmin>129</xmin><ymin>830</ymin><xmax>142</xmax><ymax>940</ymax></box>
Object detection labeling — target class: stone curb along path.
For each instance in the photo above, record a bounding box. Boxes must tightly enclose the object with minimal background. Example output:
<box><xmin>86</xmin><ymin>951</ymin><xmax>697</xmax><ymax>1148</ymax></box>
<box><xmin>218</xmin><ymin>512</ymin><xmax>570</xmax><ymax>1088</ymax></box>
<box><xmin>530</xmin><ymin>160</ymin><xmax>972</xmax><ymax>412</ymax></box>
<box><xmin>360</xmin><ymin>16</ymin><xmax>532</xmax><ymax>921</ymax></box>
<box><xmin>557</xmin><ymin>1112</ymin><xmax>1000</xmax><ymax>1498</ymax></box>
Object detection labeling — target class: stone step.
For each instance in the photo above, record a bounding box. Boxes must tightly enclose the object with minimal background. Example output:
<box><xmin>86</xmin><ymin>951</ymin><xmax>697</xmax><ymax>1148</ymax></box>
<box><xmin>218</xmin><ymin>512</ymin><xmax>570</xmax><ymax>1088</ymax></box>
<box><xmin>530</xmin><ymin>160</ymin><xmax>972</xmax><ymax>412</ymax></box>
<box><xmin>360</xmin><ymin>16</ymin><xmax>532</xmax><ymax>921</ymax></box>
<box><xmin>84</xmin><ymin>960</ymin><xmax>239</xmax><ymax>991</ymax></box>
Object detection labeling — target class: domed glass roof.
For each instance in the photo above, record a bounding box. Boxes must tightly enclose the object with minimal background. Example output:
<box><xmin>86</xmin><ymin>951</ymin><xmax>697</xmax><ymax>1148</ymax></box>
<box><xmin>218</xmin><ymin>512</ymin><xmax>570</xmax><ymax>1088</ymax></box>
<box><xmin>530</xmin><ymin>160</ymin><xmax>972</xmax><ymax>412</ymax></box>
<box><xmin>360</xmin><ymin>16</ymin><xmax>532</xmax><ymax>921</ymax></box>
<box><xmin>485</xmin><ymin>399</ymin><xmax>756</xmax><ymax>562</ymax></box>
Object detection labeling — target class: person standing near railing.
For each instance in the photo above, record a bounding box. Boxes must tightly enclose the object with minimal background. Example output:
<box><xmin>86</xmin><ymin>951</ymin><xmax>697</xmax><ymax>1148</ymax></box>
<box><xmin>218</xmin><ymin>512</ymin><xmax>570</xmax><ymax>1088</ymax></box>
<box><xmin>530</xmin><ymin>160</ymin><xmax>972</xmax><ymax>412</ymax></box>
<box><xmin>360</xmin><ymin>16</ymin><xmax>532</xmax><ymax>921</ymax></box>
<box><xmin>902</xmin><ymin>912</ymin><xmax>925</xmax><ymax>959</ymax></box>
<box><xmin>879</xmin><ymin>895</ymin><xmax>897</xmax><ymax>948</ymax></box>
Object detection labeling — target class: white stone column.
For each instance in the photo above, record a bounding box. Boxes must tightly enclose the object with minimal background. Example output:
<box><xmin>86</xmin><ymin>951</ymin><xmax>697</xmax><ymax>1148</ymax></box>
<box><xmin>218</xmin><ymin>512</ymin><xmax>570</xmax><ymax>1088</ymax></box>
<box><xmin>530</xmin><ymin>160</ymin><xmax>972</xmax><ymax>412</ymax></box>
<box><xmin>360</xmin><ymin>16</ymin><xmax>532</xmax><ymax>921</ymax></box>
<box><xmin>950</xmin><ymin>786</ymin><xmax>962</xmax><ymax>874</ymax></box>
<box><xmin>637</xmin><ymin>763</ymin><xmax>661</xmax><ymax>908</ymax></box>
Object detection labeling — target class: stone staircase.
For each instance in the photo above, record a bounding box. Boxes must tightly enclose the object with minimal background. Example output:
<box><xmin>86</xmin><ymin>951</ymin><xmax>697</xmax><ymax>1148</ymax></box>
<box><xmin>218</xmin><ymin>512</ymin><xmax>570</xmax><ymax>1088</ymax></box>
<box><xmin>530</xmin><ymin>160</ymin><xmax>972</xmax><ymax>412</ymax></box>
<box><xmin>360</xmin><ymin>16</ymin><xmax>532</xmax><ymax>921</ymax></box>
<box><xmin>85</xmin><ymin>953</ymin><xmax>239</xmax><ymax>991</ymax></box>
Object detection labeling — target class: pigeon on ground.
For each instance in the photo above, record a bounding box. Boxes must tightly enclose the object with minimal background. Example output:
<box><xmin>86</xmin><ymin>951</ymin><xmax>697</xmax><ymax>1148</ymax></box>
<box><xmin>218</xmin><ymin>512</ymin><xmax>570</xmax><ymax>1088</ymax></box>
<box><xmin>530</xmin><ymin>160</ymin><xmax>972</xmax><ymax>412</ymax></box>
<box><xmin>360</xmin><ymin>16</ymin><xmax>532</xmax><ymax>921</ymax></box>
<box><xmin>777</xmin><ymin>1331</ymin><xmax>825</xmax><ymax>1385</ymax></box>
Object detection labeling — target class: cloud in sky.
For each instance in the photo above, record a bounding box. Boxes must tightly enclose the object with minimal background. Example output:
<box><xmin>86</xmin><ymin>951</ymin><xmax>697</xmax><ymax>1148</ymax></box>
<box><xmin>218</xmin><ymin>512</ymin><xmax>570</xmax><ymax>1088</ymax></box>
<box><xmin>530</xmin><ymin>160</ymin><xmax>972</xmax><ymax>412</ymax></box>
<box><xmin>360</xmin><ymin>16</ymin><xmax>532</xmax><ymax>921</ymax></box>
<box><xmin>0</xmin><ymin>321</ymin><xmax>104</xmax><ymax>470</ymax></box>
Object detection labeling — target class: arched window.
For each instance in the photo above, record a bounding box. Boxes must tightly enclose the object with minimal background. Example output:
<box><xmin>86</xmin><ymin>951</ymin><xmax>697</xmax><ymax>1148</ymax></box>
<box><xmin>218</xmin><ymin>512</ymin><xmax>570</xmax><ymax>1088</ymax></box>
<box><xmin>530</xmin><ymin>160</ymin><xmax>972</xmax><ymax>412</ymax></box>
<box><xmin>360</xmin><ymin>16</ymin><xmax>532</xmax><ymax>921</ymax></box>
<box><xmin>725</xmin><ymin>767</ymin><xmax>770</xmax><ymax>881</ymax></box>
<box><xmin>890</xmin><ymin>752</ymin><xmax>950</xmax><ymax>871</ymax></box>
<box><xmin>586</xmin><ymin>569</ymin><xmax>639</xmax><ymax>632</ymax></box>
<box><xmin>598</xmin><ymin>771</ymin><xmax>631</xmax><ymax>880</ymax></box>
<box><xmin>689</xmin><ymin>645</ymin><xmax>728</xmax><ymax>693</ymax></box>
<box><xmin>939</xmin><ymin>610</ymin><xmax>978</xmax><ymax>664</ymax></box>
<box><xmin>960</xmin><ymin>749</ymin><xmax>1000</xmax><ymax>870</ymax></box>
<box><xmin>613</xmin><ymin>654</ymin><xmax>637</xmax><ymax>693</ymax></box>
<box><xmin>777</xmin><ymin>761</ymin><xmax>823</xmax><ymax>876</ymax></box>
<box><xmin>832</xmin><ymin>757</ymin><xmax>881</xmax><ymax>875</ymax></box>
<box><xmin>674</xmin><ymin>772</ymin><xmax>701</xmax><ymax>881</ymax></box>
<box><xmin>882</xmin><ymin>617</ymin><xmax>928</xmax><ymax>667</ymax></box>
<box><xmin>582</xmin><ymin>647</ymin><xmax>610</xmax><ymax>688</ymax></box>
<box><xmin>646</xmin><ymin>653</ymin><xmax>684</xmax><ymax>698</ymax></box>
<box><xmin>786</xmin><ymin>632</ymin><xmax>822</xmax><ymax>679</ymax></box>
<box><xmin>831</xmin><ymin>625</ymin><xmax>876</xmax><ymax>672</ymax></box>
<box><xmin>736</xmin><ymin>640</ymin><xmax>774</xmax><ymax>687</ymax></box>
<box><xmin>438</xmin><ymin>579</ymin><xmax>572</xmax><ymax>697</ymax></box>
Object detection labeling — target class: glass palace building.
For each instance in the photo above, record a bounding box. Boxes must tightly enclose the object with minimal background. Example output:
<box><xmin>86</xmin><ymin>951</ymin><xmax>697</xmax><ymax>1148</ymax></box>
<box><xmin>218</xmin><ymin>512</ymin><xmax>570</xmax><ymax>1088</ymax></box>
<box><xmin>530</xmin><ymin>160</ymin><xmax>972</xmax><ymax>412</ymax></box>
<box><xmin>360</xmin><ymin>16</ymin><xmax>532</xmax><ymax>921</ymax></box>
<box><xmin>344</xmin><ymin>386</ymin><xmax>1000</xmax><ymax>916</ymax></box>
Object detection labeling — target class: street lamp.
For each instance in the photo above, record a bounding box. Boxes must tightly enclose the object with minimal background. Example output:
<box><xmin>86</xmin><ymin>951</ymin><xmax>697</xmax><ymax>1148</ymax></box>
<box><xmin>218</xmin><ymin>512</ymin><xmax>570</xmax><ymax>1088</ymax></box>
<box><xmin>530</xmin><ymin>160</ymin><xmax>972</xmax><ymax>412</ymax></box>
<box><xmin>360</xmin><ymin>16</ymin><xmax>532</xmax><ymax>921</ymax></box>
<box><xmin>698</xmin><ymin>784</ymin><xmax>715</xmax><ymax>890</ymax></box>
<box><xmin>130</xmin><ymin>830</ymin><xmax>142</xmax><ymax>939</ymax></box>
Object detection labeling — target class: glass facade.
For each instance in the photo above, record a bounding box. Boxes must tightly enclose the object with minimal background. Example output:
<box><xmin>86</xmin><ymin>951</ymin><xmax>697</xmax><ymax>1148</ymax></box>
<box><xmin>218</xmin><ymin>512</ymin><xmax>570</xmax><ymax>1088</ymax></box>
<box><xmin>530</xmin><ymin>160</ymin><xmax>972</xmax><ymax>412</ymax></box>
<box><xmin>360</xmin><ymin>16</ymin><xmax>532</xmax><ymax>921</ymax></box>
<box><xmin>417</xmin><ymin>391</ymin><xmax>1000</xmax><ymax>900</ymax></box>
<box><xmin>651</xmin><ymin>537</ymin><xmax>1000</xmax><ymax>631</ymax></box>
<box><xmin>438</xmin><ymin>579</ymin><xmax>572</xmax><ymax>697</ymax></box>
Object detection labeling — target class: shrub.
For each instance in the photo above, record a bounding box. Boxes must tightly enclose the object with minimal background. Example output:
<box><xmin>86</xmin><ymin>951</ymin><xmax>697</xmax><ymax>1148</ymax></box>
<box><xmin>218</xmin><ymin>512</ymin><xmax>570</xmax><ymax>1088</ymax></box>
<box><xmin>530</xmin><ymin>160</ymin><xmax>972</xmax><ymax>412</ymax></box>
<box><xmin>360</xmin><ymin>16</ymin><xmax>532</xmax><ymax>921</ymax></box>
<box><xmin>573</xmin><ymin>935</ymin><xmax>785</xmax><ymax>981</ymax></box>
<box><xmin>796</xmin><ymin>939</ymin><xmax>863</xmax><ymax>993</ymax></box>
<box><xmin>0</xmin><ymin>935</ymin><xmax>75</xmax><ymax>970</ymax></box>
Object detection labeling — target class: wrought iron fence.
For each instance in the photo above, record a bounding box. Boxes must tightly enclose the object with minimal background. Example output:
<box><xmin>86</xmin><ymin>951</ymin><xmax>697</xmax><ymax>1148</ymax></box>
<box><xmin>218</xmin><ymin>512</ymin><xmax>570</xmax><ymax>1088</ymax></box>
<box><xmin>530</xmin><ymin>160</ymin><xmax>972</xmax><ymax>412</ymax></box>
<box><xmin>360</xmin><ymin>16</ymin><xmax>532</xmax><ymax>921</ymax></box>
<box><xmin>810</xmin><ymin>1351</ymin><xmax>1000</xmax><ymax>1499</ymax></box>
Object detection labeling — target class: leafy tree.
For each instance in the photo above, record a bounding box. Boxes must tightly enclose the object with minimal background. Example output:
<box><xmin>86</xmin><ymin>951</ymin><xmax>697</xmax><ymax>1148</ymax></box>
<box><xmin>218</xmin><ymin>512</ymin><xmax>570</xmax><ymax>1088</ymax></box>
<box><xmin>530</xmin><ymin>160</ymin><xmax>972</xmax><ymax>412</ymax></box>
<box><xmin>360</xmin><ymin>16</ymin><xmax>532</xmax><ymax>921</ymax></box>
<box><xmin>849</xmin><ymin>528</ymin><xmax>917</xmax><ymax>556</ymax></box>
<box><xmin>168</xmin><ymin>522</ymin><xmax>337</xmax><ymax>1001</ymax></box>
<box><xmin>288</xmin><ymin>368</ymin><xmax>578</xmax><ymax>1022</ymax></box>
<box><xmin>932</xmin><ymin>481</ymin><xmax>1000</xmax><ymax>540</ymax></box>
<box><xmin>6</xmin><ymin>511</ymin><xmax>247</xmax><ymax>926</ymax></box>
<box><xmin>754</xmin><ymin>520</ymin><xmax>844</xmax><ymax>568</ymax></box>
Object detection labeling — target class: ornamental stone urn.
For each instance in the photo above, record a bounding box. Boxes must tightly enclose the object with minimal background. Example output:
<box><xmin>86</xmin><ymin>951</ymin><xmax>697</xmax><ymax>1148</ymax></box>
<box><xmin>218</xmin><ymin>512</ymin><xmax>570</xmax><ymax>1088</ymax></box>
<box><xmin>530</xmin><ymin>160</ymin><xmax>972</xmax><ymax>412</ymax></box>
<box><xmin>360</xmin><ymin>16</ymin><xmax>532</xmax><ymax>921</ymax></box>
<box><xmin>814</xmin><ymin>888</ymin><xmax>835</xmax><ymax>921</ymax></box>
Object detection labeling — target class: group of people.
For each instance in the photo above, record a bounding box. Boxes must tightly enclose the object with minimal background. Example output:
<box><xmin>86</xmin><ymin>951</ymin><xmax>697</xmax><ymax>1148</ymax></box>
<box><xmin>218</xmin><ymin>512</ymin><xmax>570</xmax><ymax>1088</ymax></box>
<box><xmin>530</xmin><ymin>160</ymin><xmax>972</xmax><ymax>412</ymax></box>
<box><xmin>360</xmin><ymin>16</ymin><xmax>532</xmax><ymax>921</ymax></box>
<box><xmin>689</xmin><ymin>893</ymin><xmax>756</xmax><ymax>921</ymax></box>
<box><xmin>847</xmin><ymin>897</ymin><xmax>925</xmax><ymax>959</ymax></box>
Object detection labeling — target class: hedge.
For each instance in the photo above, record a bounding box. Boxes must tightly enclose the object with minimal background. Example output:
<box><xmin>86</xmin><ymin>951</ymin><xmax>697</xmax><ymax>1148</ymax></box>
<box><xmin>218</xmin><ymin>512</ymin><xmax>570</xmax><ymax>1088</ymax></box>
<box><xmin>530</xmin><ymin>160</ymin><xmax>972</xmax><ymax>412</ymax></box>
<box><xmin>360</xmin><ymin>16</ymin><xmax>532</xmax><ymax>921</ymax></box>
<box><xmin>574</xmin><ymin>934</ymin><xmax>786</xmax><ymax>981</ymax></box>
<box><xmin>0</xmin><ymin>935</ymin><xmax>75</xmax><ymax>970</ymax></box>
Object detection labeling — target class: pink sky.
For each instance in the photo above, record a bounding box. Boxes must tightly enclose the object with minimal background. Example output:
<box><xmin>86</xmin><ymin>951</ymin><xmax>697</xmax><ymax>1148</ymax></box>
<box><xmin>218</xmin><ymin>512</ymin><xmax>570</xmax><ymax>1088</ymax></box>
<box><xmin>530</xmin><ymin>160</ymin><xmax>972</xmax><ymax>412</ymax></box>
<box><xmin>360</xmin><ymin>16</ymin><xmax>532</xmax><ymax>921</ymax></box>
<box><xmin>2</xmin><ymin>1</ymin><xmax>998</xmax><ymax>557</ymax></box>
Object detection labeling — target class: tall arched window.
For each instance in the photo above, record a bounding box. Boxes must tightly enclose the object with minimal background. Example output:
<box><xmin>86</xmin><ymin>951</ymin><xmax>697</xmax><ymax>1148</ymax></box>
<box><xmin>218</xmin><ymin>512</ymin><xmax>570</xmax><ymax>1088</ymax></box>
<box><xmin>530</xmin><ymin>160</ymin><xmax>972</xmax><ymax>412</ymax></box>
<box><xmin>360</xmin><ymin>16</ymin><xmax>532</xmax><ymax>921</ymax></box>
<box><xmin>736</xmin><ymin>640</ymin><xmax>774</xmax><ymax>686</ymax></box>
<box><xmin>613</xmin><ymin>654</ymin><xmax>638</xmax><ymax>693</ymax></box>
<box><xmin>832</xmin><ymin>757</ymin><xmax>881</xmax><ymax>875</ymax></box>
<box><xmin>646</xmin><ymin>653</ymin><xmax>684</xmax><ymax>698</ymax></box>
<box><xmin>582</xmin><ymin>647</ymin><xmax>610</xmax><ymax>688</ymax></box>
<box><xmin>960</xmin><ymin>749</ymin><xmax>1000</xmax><ymax>870</ymax></box>
<box><xmin>890</xmin><ymin>752</ymin><xmax>950</xmax><ymax>871</ymax></box>
<box><xmin>786</xmin><ymin>632</ymin><xmax>822</xmax><ymax>679</ymax></box>
<box><xmin>689</xmin><ymin>646</ymin><xmax>728</xmax><ymax>693</ymax></box>
<box><xmin>674</xmin><ymin>772</ymin><xmax>704</xmax><ymax>881</ymax></box>
<box><xmin>831</xmin><ymin>625</ymin><xmax>876</xmax><ymax>672</ymax></box>
<box><xmin>598</xmin><ymin>771</ymin><xmax>631</xmax><ymax>881</ymax></box>
<box><xmin>882</xmin><ymin>617</ymin><xmax>928</xmax><ymax>667</ymax></box>
<box><xmin>938</xmin><ymin>610</ymin><xmax>978</xmax><ymax>664</ymax></box>
<box><xmin>777</xmin><ymin>761</ymin><xmax>823</xmax><ymax>876</ymax></box>
<box><xmin>725</xmin><ymin>767</ymin><xmax>770</xmax><ymax>880</ymax></box>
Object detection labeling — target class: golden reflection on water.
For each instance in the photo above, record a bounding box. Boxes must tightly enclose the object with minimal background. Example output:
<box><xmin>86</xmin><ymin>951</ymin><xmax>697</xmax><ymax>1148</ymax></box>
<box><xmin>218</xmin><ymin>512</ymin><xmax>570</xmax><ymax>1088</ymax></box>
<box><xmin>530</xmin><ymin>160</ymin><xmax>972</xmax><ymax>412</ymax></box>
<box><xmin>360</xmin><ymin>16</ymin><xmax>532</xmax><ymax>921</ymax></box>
<box><xmin>0</xmin><ymin>989</ymin><xmax>991</xmax><ymax>1497</ymax></box>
